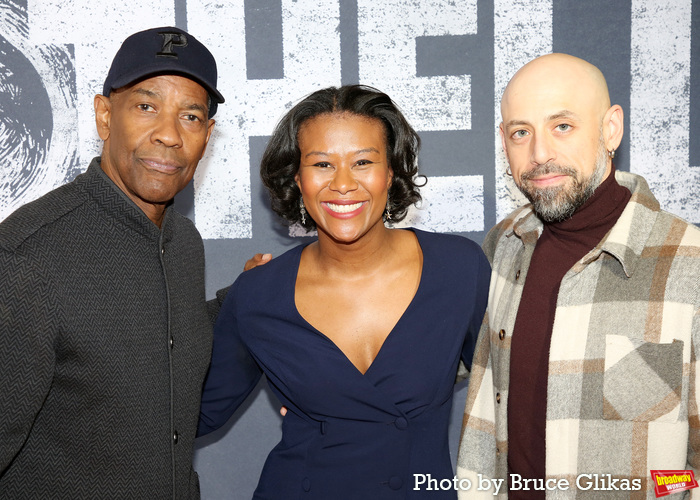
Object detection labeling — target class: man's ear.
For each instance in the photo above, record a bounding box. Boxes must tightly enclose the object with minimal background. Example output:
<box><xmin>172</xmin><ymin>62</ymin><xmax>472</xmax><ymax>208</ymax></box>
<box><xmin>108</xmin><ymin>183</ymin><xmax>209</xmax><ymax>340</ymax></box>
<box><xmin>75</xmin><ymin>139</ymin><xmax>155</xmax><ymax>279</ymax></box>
<box><xmin>94</xmin><ymin>94</ymin><xmax>112</xmax><ymax>141</ymax></box>
<box><xmin>603</xmin><ymin>104</ymin><xmax>624</xmax><ymax>152</ymax></box>
<box><xmin>198</xmin><ymin>119</ymin><xmax>216</xmax><ymax>159</ymax></box>
<box><xmin>499</xmin><ymin>122</ymin><xmax>509</xmax><ymax>160</ymax></box>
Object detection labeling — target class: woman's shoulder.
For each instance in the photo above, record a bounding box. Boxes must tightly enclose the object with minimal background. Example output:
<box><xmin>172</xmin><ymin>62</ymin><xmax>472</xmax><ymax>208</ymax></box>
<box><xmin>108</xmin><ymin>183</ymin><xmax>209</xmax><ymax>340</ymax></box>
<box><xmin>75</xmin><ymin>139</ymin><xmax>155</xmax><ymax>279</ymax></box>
<box><xmin>233</xmin><ymin>242</ymin><xmax>308</xmax><ymax>292</ymax></box>
<box><xmin>408</xmin><ymin>229</ymin><xmax>490</xmax><ymax>298</ymax></box>
<box><xmin>410</xmin><ymin>227</ymin><xmax>483</xmax><ymax>256</ymax></box>
<box><xmin>408</xmin><ymin>228</ymin><xmax>489</xmax><ymax>282</ymax></box>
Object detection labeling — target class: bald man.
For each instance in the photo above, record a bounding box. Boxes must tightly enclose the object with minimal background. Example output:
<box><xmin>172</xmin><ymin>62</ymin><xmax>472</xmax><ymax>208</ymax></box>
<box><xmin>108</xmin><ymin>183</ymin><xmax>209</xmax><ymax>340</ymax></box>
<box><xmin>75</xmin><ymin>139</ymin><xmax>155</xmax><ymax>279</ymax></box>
<box><xmin>457</xmin><ymin>53</ymin><xmax>700</xmax><ymax>499</ymax></box>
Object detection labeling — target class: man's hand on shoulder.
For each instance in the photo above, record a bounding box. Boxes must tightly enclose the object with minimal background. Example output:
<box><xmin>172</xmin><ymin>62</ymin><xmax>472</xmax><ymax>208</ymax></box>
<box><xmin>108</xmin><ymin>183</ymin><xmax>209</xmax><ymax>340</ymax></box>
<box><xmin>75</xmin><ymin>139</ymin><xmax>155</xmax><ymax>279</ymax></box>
<box><xmin>244</xmin><ymin>253</ymin><xmax>272</xmax><ymax>271</ymax></box>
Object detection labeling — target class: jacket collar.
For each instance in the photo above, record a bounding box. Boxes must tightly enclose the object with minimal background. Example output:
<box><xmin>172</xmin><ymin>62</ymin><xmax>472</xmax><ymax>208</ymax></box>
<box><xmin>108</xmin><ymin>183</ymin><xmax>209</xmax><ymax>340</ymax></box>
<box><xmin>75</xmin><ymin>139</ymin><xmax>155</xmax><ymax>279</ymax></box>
<box><xmin>509</xmin><ymin>171</ymin><xmax>660</xmax><ymax>278</ymax></box>
<box><xmin>77</xmin><ymin>157</ymin><xmax>174</xmax><ymax>244</ymax></box>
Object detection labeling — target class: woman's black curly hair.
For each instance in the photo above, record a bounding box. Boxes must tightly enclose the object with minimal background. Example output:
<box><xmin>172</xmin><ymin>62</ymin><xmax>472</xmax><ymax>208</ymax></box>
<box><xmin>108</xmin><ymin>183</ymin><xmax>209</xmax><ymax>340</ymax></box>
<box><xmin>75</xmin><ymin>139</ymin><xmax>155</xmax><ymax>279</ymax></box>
<box><xmin>260</xmin><ymin>85</ymin><xmax>423</xmax><ymax>230</ymax></box>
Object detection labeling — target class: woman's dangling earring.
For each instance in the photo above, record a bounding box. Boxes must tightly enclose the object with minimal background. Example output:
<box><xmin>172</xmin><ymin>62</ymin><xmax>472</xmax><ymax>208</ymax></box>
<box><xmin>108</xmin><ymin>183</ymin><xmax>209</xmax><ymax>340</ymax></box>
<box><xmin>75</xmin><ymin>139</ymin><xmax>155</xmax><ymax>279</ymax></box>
<box><xmin>300</xmin><ymin>197</ymin><xmax>307</xmax><ymax>225</ymax></box>
<box><xmin>385</xmin><ymin>196</ymin><xmax>392</xmax><ymax>221</ymax></box>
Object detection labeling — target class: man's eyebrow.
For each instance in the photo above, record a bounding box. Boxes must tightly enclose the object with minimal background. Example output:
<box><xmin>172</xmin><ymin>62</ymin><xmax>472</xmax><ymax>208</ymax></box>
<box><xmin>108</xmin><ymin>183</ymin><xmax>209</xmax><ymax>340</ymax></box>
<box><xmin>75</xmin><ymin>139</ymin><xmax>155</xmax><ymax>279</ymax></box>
<box><xmin>503</xmin><ymin>119</ymin><xmax>530</xmax><ymax>129</ymax></box>
<box><xmin>504</xmin><ymin>111</ymin><xmax>579</xmax><ymax>129</ymax></box>
<box><xmin>132</xmin><ymin>88</ymin><xmax>208</xmax><ymax>113</ymax></box>
<box><xmin>546</xmin><ymin>110</ymin><xmax>578</xmax><ymax>121</ymax></box>
<box><xmin>185</xmin><ymin>102</ymin><xmax>208</xmax><ymax>114</ymax></box>
<box><xmin>132</xmin><ymin>88</ymin><xmax>160</xmax><ymax>99</ymax></box>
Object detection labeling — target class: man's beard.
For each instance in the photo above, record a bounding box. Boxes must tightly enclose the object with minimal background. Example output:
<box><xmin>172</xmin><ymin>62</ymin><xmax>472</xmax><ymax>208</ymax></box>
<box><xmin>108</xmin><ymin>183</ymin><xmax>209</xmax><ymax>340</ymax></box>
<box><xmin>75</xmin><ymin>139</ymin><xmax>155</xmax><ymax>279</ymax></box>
<box><xmin>516</xmin><ymin>138</ymin><xmax>608</xmax><ymax>223</ymax></box>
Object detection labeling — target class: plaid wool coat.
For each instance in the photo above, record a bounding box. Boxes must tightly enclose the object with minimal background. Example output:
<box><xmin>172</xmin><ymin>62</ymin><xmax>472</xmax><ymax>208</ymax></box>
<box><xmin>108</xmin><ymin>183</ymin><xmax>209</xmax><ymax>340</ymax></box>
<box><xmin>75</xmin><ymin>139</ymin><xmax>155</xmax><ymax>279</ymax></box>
<box><xmin>457</xmin><ymin>171</ymin><xmax>700</xmax><ymax>499</ymax></box>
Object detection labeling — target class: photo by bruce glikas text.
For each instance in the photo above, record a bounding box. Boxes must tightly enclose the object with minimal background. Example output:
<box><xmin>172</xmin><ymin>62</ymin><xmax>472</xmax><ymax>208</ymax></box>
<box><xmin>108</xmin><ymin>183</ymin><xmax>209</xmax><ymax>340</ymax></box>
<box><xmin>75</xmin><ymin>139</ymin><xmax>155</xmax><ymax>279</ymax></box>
<box><xmin>413</xmin><ymin>473</ymin><xmax>643</xmax><ymax>494</ymax></box>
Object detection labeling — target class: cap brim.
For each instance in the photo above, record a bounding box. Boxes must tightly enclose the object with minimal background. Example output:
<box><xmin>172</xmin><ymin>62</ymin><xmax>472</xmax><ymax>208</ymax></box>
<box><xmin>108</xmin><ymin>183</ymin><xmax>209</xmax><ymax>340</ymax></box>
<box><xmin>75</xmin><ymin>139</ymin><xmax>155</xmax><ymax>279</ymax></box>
<box><xmin>109</xmin><ymin>65</ymin><xmax>225</xmax><ymax>104</ymax></box>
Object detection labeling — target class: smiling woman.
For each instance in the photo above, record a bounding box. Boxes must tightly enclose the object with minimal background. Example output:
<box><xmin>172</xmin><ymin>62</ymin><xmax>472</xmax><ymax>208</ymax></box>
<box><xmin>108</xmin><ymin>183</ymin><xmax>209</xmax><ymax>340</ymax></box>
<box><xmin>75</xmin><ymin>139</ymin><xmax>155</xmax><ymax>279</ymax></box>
<box><xmin>295</xmin><ymin>112</ymin><xmax>392</xmax><ymax>247</ymax></box>
<box><xmin>260</xmin><ymin>85</ymin><xmax>421</xmax><ymax>231</ymax></box>
<box><xmin>198</xmin><ymin>85</ymin><xmax>491</xmax><ymax>500</ymax></box>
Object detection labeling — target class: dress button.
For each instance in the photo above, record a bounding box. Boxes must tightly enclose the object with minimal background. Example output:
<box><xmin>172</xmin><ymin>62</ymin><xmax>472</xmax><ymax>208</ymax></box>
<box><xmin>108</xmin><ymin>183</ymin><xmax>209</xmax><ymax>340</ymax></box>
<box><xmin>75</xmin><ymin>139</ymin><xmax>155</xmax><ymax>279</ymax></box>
<box><xmin>169</xmin><ymin>337</ymin><xmax>174</xmax><ymax>349</ymax></box>
<box><xmin>161</xmin><ymin>246</ymin><xmax>165</xmax><ymax>255</ymax></box>
<box><xmin>173</xmin><ymin>431</ymin><xmax>179</xmax><ymax>444</ymax></box>
<box><xmin>496</xmin><ymin>393</ymin><xmax>501</xmax><ymax>404</ymax></box>
<box><xmin>394</xmin><ymin>417</ymin><xmax>408</xmax><ymax>430</ymax></box>
<box><xmin>515</xmin><ymin>269</ymin><xmax>520</xmax><ymax>280</ymax></box>
<box><xmin>389</xmin><ymin>476</ymin><xmax>403</xmax><ymax>490</ymax></box>
<box><xmin>302</xmin><ymin>477</ymin><xmax>311</xmax><ymax>492</ymax></box>
<box><xmin>498</xmin><ymin>329</ymin><xmax>505</xmax><ymax>340</ymax></box>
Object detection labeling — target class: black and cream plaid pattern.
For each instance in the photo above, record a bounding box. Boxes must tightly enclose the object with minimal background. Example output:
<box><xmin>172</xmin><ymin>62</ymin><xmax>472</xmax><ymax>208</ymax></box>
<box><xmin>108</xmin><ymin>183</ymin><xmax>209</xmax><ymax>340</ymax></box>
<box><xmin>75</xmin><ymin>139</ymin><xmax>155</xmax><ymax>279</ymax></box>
<box><xmin>457</xmin><ymin>171</ymin><xmax>700</xmax><ymax>499</ymax></box>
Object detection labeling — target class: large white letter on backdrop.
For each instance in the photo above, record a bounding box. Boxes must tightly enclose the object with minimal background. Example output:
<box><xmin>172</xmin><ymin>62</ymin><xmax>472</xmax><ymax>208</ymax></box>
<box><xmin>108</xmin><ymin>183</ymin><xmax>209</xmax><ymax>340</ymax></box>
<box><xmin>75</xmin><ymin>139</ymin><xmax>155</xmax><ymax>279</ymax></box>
<box><xmin>357</xmin><ymin>0</ymin><xmax>484</xmax><ymax>233</ymax></box>
<box><xmin>493</xmin><ymin>0</ymin><xmax>552</xmax><ymax>221</ymax></box>
<box><xmin>189</xmin><ymin>0</ymin><xmax>341</xmax><ymax>239</ymax></box>
<box><xmin>631</xmin><ymin>0</ymin><xmax>699</xmax><ymax>222</ymax></box>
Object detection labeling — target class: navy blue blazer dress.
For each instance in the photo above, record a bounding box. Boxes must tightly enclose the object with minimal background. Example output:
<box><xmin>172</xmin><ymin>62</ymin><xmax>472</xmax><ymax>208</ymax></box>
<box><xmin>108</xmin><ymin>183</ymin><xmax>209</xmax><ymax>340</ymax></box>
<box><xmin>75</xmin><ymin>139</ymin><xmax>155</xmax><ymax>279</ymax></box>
<box><xmin>198</xmin><ymin>229</ymin><xmax>490</xmax><ymax>499</ymax></box>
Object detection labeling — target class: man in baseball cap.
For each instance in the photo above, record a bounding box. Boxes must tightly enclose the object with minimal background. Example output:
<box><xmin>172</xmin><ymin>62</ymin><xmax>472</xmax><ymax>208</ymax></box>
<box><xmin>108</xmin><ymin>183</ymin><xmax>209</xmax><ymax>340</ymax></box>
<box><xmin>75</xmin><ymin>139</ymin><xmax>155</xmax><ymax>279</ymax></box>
<box><xmin>0</xmin><ymin>27</ymin><xmax>223</xmax><ymax>499</ymax></box>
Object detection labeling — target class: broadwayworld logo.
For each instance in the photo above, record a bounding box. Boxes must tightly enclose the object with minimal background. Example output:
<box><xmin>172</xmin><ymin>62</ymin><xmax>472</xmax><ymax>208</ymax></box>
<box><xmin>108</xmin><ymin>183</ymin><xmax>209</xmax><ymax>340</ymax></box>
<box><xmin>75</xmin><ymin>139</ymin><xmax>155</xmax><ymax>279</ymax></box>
<box><xmin>651</xmin><ymin>470</ymin><xmax>698</xmax><ymax>497</ymax></box>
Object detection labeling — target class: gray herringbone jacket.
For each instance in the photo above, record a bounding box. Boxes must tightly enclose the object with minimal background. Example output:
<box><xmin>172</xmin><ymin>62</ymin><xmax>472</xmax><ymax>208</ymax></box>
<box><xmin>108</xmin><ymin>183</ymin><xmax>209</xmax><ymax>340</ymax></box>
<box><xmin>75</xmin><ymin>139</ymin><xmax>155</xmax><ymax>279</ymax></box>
<box><xmin>0</xmin><ymin>158</ymin><xmax>213</xmax><ymax>499</ymax></box>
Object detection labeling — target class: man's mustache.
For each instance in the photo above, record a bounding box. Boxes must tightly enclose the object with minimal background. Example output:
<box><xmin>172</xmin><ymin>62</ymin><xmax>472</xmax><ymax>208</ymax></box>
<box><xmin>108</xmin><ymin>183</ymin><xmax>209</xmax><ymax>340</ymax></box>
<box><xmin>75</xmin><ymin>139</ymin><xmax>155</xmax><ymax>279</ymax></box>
<box><xmin>519</xmin><ymin>163</ymin><xmax>577</xmax><ymax>182</ymax></box>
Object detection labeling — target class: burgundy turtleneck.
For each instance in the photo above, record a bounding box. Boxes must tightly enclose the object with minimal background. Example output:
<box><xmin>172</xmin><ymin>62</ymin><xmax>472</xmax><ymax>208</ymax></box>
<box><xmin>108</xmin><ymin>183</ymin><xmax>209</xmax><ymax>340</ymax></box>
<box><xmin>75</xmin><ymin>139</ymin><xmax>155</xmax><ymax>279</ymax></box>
<box><xmin>507</xmin><ymin>167</ymin><xmax>631</xmax><ymax>498</ymax></box>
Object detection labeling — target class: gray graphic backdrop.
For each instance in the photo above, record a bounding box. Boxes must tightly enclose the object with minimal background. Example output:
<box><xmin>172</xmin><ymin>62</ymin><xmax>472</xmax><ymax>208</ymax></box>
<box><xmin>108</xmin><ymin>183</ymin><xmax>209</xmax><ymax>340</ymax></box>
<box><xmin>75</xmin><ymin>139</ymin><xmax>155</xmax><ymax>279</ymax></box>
<box><xmin>1</xmin><ymin>0</ymin><xmax>698</xmax><ymax>498</ymax></box>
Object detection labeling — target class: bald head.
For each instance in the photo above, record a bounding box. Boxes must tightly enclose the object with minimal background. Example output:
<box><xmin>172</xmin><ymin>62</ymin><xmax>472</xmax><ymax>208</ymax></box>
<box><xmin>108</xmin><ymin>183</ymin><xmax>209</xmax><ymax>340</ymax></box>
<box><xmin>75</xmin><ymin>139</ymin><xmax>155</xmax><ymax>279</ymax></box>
<box><xmin>502</xmin><ymin>53</ymin><xmax>611</xmax><ymax>122</ymax></box>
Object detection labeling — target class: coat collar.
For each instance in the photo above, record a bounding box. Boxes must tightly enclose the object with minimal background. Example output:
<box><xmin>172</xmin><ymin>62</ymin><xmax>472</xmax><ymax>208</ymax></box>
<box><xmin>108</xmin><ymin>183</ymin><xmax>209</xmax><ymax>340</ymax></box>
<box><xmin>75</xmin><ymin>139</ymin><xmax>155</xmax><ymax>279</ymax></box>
<box><xmin>507</xmin><ymin>171</ymin><xmax>661</xmax><ymax>278</ymax></box>
<box><xmin>78</xmin><ymin>157</ymin><xmax>175</xmax><ymax>244</ymax></box>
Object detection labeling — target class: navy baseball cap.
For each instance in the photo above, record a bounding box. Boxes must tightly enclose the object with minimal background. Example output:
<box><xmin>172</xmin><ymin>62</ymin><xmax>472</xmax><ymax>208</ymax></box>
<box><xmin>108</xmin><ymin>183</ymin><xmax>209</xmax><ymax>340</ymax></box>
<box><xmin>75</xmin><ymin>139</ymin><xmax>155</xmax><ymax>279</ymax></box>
<box><xmin>103</xmin><ymin>27</ymin><xmax>225</xmax><ymax>117</ymax></box>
